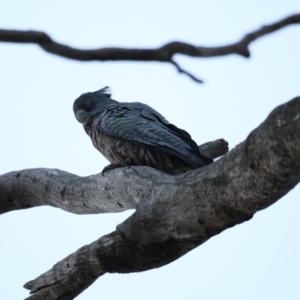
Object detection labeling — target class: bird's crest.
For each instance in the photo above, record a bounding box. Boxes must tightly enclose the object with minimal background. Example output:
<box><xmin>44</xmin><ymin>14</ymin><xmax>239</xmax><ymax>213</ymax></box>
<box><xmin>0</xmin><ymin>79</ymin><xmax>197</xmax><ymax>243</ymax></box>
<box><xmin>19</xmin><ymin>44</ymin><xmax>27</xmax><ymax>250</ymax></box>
<box><xmin>96</xmin><ymin>86</ymin><xmax>112</xmax><ymax>98</ymax></box>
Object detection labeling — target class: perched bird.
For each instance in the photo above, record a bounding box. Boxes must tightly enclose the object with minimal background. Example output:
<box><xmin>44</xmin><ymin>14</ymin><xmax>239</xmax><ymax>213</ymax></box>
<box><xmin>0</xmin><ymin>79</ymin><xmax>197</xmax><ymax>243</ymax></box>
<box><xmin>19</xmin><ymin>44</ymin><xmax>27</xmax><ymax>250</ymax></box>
<box><xmin>73</xmin><ymin>87</ymin><xmax>213</xmax><ymax>174</ymax></box>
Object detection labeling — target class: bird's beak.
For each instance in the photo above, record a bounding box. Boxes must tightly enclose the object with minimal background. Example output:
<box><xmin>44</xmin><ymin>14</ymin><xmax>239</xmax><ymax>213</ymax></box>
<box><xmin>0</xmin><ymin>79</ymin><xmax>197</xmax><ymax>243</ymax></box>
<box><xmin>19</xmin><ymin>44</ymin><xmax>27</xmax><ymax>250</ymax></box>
<box><xmin>75</xmin><ymin>110</ymin><xmax>89</xmax><ymax>125</ymax></box>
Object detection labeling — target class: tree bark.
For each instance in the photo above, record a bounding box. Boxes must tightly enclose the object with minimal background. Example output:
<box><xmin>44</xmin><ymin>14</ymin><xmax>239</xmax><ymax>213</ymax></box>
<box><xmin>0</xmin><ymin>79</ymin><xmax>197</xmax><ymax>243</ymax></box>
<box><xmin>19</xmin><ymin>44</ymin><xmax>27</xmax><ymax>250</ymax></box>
<box><xmin>0</xmin><ymin>140</ymin><xmax>227</xmax><ymax>215</ymax></box>
<box><xmin>0</xmin><ymin>97</ymin><xmax>299</xmax><ymax>299</ymax></box>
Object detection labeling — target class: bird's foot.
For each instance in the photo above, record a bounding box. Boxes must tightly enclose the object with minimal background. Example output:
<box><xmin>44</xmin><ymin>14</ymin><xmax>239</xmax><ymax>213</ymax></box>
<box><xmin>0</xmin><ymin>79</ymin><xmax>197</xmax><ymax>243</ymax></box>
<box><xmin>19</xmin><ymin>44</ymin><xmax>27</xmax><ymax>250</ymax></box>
<box><xmin>102</xmin><ymin>160</ymin><xmax>136</xmax><ymax>176</ymax></box>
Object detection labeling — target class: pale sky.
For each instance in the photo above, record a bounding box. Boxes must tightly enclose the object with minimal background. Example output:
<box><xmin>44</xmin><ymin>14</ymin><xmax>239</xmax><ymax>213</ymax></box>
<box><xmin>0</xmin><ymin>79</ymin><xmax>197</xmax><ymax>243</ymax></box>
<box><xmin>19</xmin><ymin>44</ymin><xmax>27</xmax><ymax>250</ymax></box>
<box><xmin>0</xmin><ymin>1</ymin><xmax>300</xmax><ymax>299</ymax></box>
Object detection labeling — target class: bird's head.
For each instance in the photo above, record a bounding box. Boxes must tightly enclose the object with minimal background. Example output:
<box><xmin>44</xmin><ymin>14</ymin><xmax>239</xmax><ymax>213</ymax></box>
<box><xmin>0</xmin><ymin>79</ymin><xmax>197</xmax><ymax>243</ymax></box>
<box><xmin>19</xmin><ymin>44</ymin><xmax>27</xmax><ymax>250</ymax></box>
<box><xmin>73</xmin><ymin>86</ymin><xmax>114</xmax><ymax>129</ymax></box>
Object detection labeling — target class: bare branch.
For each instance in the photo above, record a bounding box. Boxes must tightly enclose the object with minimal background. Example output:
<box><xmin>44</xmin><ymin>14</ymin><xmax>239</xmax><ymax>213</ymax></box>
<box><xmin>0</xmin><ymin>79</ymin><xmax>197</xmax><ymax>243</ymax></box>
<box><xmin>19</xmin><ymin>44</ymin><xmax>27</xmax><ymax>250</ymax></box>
<box><xmin>20</xmin><ymin>96</ymin><xmax>300</xmax><ymax>299</ymax></box>
<box><xmin>197</xmin><ymin>138</ymin><xmax>228</xmax><ymax>159</ymax></box>
<box><xmin>0</xmin><ymin>140</ymin><xmax>228</xmax><ymax>215</ymax></box>
<box><xmin>0</xmin><ymin>14</ymin><xmax>299</xmax><ymax>82</ymax></box>
<box><xmin>170</xmin><ymin>59</ymin><xmax>204</xmax><ymax>83</ymax></box>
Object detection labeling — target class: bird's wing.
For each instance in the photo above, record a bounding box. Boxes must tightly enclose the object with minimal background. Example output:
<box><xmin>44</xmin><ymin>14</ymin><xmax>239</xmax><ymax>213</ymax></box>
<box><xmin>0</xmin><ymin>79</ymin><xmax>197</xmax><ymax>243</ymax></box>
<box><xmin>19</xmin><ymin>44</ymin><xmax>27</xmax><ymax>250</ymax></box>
<box><xmin>98</xmin><ymin>103</ymin><xmax>212</xmax><ymax>167</ymax></box>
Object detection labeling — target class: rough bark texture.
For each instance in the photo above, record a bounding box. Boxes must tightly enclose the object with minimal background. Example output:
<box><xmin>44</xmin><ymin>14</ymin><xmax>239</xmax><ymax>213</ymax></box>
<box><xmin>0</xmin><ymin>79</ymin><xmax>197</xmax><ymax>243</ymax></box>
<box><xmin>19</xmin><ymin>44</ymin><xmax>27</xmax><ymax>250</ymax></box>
<box><xmin>0</xmin><ymin>14</ymin><xmax>299</xmax><ymax>82</ymax></box>
<box><xmin>1</xmin><ymin>97</ymin><xmax>300</xmax><ymax>299</ymax></box>
<box><xmin>0</xmin><ymin>140</ymin><xmax>227</xmax><ymax>215</ymax></box>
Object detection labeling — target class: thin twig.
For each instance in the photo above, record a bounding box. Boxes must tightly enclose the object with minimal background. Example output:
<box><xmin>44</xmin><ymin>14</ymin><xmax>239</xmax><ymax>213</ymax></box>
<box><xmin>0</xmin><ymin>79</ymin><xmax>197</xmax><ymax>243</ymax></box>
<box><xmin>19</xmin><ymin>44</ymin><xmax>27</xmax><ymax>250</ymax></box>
<box><xmin>170</xmin><ymin>60</ymin><xmax>203</xmax><ymax>83</ymax></box>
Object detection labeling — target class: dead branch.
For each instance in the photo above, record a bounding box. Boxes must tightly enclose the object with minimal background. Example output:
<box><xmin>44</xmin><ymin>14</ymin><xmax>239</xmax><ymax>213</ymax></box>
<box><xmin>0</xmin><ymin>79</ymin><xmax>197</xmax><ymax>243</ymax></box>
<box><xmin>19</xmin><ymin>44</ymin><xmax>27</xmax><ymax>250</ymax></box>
<box><xmin>0</xmin><ymin>139</ymin><xmax>228</xmax><ymax>215</ymax></box>
<box><xmin>0</xmin><ymin>14</ymin><xmax>299</xmax><ymax>82</ymax></box>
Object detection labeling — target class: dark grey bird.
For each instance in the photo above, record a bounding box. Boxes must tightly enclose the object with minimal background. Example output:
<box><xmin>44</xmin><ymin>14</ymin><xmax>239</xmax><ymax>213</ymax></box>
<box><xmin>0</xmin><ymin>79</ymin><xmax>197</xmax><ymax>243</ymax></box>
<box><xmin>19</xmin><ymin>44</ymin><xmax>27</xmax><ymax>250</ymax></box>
<box><xmin>73</xmin><ymin>87</ymin><xmax>213</xmax><ymax>174</ymax></box>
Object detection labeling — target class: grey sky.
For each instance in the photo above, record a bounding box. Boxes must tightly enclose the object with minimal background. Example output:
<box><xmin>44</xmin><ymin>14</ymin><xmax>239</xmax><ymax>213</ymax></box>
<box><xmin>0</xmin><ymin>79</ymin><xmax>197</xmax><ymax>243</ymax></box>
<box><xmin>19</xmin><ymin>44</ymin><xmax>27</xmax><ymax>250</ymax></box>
<box><xmin>0</xmin><ymin>1</ymin><xmax>300</xmax><ymax>299</ymax></box>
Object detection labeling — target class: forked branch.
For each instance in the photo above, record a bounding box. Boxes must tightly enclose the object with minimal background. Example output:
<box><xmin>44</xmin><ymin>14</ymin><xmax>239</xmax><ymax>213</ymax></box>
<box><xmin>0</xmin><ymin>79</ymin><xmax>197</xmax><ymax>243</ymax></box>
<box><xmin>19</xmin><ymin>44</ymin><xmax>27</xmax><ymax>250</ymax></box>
<box><xmin>4</xmin><ymin>95</ymin><xmax>299</xmax><ymax>299</ymax></box>
<box><xmin>0</xmin><ymin>14</ymin><xmax>299</xmax><ymax>82</ymax></box>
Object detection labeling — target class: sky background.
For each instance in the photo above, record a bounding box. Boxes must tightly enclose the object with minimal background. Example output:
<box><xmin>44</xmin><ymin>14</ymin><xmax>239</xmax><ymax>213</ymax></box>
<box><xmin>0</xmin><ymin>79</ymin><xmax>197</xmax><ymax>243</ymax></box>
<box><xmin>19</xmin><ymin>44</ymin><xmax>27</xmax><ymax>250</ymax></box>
<box><xmin>0</xmin><ymin>1</ymin><xmax>300</xmax><ymax>299</ymax></box>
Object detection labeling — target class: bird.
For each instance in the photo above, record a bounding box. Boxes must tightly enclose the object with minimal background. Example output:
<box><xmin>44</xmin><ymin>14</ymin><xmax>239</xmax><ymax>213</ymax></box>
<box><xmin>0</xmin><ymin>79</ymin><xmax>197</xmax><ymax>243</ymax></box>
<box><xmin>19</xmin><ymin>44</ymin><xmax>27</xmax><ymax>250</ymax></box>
<box><xmin>73</xmin><ymin>87</ymin><xmax>213</xmax><ymax>175</ymax></box>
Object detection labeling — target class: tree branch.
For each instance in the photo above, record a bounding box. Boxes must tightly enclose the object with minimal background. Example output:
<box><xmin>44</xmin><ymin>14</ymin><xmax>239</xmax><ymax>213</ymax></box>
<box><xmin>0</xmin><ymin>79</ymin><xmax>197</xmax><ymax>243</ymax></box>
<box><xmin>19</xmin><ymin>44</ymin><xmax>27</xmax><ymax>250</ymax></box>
<box><xmin>15</xmin><ymin>95</ymin><xmax>300</xmax><ymax>299</ymax></box>
<box><xmin>0</xmin><ymin>139</ymin><xmax>227</xmax><ymax>215</ymax></box>
<box><xmin>0</xmin><ymin>14</ymin><xmax>299</xmax><ymax>82</ymax></box>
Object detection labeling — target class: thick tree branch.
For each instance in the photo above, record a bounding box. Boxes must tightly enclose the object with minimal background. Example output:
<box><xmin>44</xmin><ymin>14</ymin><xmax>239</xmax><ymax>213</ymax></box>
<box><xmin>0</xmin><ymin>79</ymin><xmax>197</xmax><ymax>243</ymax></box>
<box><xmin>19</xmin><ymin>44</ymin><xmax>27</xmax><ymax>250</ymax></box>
<box><xmin>16</xmin><ymin>96</ymin><xmax>300</xmax><ymax>299</ymax></box>
<box><xmin>0</xmin><ymin>14</ymin><xmax>299</xmax><ymax>83</ymax></box>
<box><xmin>0</xmin><ymin>140</ymin><xmax>227</xmax><ymax>215</ymax></box>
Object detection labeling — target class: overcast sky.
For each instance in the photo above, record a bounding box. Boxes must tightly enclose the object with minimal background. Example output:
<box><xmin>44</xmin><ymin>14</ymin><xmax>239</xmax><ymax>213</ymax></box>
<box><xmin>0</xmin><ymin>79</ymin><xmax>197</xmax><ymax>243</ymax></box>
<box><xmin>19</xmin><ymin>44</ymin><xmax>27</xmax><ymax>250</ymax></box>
<box><xmin>1</xmin><ymin>1</ymin><xmax>300</xmax><ymax>299</ymax></box>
